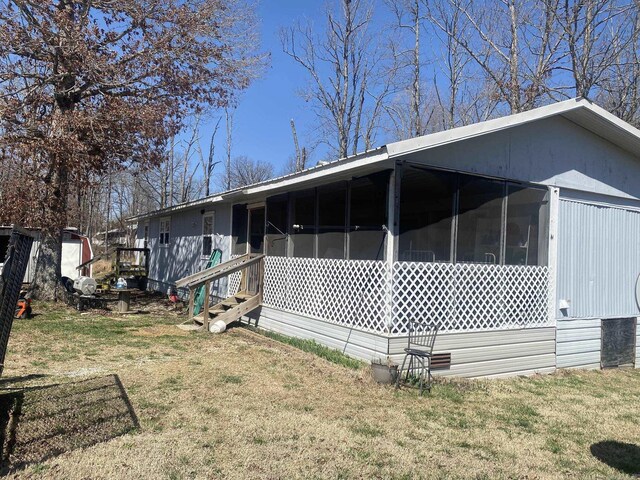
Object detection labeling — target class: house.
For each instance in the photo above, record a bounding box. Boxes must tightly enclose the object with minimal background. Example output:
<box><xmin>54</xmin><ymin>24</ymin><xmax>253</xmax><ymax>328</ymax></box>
<box><xmin>0</xmin><ymin>227</ymin><xmax>93</xmax><ymax>282</ymax></box>
<box><xmin>131</xmin><ymin>98</ymin><xmax>640</xmax><ymax>378</ymax></box>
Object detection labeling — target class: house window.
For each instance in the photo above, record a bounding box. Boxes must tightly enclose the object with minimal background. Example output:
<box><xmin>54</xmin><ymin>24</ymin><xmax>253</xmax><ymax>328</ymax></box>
<box><xmin>143</xmin><ymin>223</ymin><xmax>149</xmax><ymax>248</ymax></box>
<box><xmin>202</xmin><ymin>212</ymin><xmax>214</xmax><ymax>257</ymax></box>
<box><xmin>159</xmin><ymin>217</ymin><xmax>171</xmax><ymax>246</ymax></box>
<box><xmin>399</xmin><ymin>167</ymin><xmax>456</xmax><ymax>262</ymax></box>
<box><xmin>266</xmin><ymin>195</ymin><xmax>288</xmax><ymax>256</ymax></box>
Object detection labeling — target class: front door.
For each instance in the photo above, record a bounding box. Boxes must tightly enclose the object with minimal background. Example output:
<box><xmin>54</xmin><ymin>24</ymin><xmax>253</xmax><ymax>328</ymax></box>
<box><xmin>248</xmin><ymin>207</ymin><xmax>265</xmax><ymax>254</ymax></box>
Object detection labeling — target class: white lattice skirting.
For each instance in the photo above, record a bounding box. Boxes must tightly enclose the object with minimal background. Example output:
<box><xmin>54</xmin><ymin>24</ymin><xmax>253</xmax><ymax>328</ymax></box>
<box><xmin>263</xmin><ymin>257</ymin><xmax>551</xmax><ymax>336</ymax></box>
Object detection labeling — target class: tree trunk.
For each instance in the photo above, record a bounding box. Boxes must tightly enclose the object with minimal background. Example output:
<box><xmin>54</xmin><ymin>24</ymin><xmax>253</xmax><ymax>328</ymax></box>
<box><xmin>30</xmin><ymin>160</ymin><xmax>69</xmax><ymax>301</ymax></box>
<box><xmin>31</xmin><ymin>229</ymin><xmax>64</xmax><ymax>301</ymax></box>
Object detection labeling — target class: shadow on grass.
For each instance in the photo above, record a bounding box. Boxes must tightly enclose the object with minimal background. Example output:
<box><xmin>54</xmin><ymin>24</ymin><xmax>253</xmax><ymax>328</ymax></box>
<box><xmin>0</xmin><ymin>374</ymin><xmax>139</xmax><ymax>475</ymax></box>
<box><xmin>590</xmin><ymin>440</ymin><xmax>640</xmax><ymax>475</ymax></box>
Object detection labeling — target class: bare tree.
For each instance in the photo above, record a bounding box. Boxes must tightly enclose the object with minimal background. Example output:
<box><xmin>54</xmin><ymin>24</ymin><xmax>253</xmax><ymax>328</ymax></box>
<box><xmin>224</xmin><ymin>107</ymin><xmax>235</xmax><ymax>190</ymax></box>
<box><xmin>226</xmin><ymin>155</ymin><xmax>274</xmax><ymax>189</ymax></box>
<box><xmin>428</xmin><ymin>0</ymin><xmax>564</xmax><ymax>114</ymax></box>
<box><xmin>559</xmin><ymin>0</ymin><xmax>635</xmax><ymax>99</ymax></box>
<box><xmin>386</xmin><ymin>0</ymin><xmax>431</xmax><ymax>137</ymax></box>
<box><xmin>599</xmin><ymin>0</ymin><xmax>640</xmax><ymax>125</ymax></box>
<box><xmin>199</xmin><ymin>117</ymin><xmax>222</xmax><ymax>197</ymax></box>
<box><xmin>282</xmin><ymin>0</ymin><xmax>396</xmax><ymax>158</ymax></box>
<box><xmin>290</xmin><ymin>118</ymin><xmax>307</xmax><ymax>172</ymax></box>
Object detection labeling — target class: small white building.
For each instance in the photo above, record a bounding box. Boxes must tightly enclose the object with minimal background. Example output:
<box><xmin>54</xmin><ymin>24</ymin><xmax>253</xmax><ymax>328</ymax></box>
<box><xmin>0</xmin><ymin>227</ymin><xmax>93</xmax><ymax>282</ymax></box>
<box><xmin>132</xmin><ymin>98</ymin><xmax>640</xmax><ymax>378</ymax></box>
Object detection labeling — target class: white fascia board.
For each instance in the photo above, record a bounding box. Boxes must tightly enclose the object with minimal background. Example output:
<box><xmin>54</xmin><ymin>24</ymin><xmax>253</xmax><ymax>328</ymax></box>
<box><xmin>580</xmin><ymin>101</ymin><xmax>640</xmax><ymax>138</ymax></box>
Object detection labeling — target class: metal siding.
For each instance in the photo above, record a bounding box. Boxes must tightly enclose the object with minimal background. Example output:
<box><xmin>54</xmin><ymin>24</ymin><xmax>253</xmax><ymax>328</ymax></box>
<box><xmin>143</xmin><ymin>204</ymin><xmax>232</xmax><ymax>295</ymax></box>
<box><xmin>249</xmin><ymin>306</ymin><xmax>556</xmax><ymax>378</ymax></box>
<box><xmin>389</xmin><ymin>328</ymin><xmax>556</xmax><ymax>378</ymax></box>
<box><xmin>245</xmin><ymin>306</ymin><xmax>388</xmax><ymax>362</ymax></box>
<box><xmin>557</xmin><ymin>199</ymin><xmax>640</xmax><ymax>319</ymax></box>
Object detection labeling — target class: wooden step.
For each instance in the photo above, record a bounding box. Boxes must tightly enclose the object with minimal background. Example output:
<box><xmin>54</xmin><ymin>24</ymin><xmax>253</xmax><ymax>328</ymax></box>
<box><xmin>234</xmin><ymin>293</ymin><xmax>253</xmax><ymax>300</ymax></box>
<box><xmin>208</xmin><ymin>293</ymin><xmax>262</xmax><ymax>331</ymax></box>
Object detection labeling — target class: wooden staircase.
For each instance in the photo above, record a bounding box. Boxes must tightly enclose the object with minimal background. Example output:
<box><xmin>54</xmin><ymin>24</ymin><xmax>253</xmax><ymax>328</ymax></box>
<box><xmin>175</xmin><ymin>254</ymin><xmax>265</xmax><ymax>333</ymax></box>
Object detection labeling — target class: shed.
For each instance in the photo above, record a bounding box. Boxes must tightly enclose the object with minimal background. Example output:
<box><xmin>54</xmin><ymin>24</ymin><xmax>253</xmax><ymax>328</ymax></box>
<box><xmin>131</xmin><ymin>98</ymin><xmax>640</xmax><ymax>378</ymax></box>
<box><xmin>0</xmin><ymin>227</ymin><xmax>93</xmax><ymax>283</ymax></box>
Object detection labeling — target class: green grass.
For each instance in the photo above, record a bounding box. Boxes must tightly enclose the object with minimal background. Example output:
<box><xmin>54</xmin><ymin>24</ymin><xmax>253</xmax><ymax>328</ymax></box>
<box><xmin>243</xmin><ymin>325</ymin><xmax>364</xmax><ymax>370</ymax></box>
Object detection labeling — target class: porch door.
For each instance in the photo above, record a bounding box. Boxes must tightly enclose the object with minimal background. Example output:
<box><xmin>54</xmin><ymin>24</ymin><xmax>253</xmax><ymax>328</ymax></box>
<box><xmin>248</xmin><ymin>206</ymin><xmax>266</xmax><ymax>254</ymax></box>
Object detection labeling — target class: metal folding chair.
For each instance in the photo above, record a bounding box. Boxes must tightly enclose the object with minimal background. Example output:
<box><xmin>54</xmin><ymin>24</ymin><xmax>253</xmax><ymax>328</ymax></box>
<box><xmin>395</xmin><ymin>320</ymin><xmax>439</xmax><ymax>394</ymax></box>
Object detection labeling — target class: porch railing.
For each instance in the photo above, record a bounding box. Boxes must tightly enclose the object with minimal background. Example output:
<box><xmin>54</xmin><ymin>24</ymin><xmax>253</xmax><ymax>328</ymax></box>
<box><xmin>260</xmin><ymin>256</ymin><xmax>551</xmax><ymax>336</ymax></box>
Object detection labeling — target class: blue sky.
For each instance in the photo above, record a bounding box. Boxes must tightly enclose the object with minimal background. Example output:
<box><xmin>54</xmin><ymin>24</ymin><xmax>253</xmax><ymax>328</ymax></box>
<box><xmin>210</xmin><ymin>1</ymin><xmax>329</xmax><ymax>174</ymax></box>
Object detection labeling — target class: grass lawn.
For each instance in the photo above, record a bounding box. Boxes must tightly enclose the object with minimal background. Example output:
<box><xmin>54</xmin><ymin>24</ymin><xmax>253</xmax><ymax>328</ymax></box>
<box><xmin>0</xmin><ymin>301</ymin><xmax>639</xmax><ymax>479</ymax></box>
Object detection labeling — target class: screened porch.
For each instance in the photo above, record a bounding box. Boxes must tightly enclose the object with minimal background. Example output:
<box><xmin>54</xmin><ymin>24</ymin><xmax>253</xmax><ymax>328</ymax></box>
<box><xmin>229</xmin><ymin>164</ymin><xmax>554</xmax><ymax>336</ymax></box>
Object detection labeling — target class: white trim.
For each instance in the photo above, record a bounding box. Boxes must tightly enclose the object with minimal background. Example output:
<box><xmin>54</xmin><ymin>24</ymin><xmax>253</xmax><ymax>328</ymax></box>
<box><xmin>548</xmin><ymin>186</ymin><xmax>560</xmax><ymax>327</ymax></box>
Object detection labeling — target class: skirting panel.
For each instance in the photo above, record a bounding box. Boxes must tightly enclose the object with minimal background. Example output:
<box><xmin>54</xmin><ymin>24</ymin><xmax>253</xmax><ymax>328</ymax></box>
<box><xmin>389</xmin><ymin>327</ymin><xmax>556</xmax><ymax>378</ymax></box>
<box><xmin>245</xmin><ymin>306</ymin><xmax>557</xmax><ymax>379</ymax></box>
<box><xmin>244</xmin><ymin>306</ymin><xmax>388</xmax><ymax>362</ymax></box>
<box><xmin>556</xmin><ymin>318</ymin><xmax>602</xmax><ymax>369</ymax></box>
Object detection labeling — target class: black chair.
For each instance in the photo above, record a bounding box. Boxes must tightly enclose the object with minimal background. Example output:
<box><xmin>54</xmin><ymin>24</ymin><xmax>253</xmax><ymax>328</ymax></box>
<box><xmin>395</xmin><ymin>320</ymin><xmax>439</xmax><ymax>395</ymax></box>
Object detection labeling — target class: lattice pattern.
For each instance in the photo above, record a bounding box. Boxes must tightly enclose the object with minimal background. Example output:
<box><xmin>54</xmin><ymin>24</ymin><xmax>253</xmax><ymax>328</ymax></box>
<box><xmin>262</xmin><ymin>257</ymin><xmax>551</xmax><ymax>336</ymax></box>
<box><xmin>263</xmin><ymin>257</ymin><xmax>391</xmax><ymax>334</ymax></box>
<box><xmin>391</xmin><ymin>262</ymin><xmax>551</xmax><ymax>335</ymax></box>
<box><xmin>226</xmin><ymin>255</ymin><xmax>242</xmax><ymax>297</ymax></box>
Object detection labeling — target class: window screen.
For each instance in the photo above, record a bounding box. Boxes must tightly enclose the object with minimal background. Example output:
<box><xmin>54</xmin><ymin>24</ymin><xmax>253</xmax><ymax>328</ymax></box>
<box><xmin>456</xmin><ymin>176</ymin><xmax>504</xmax><ymax>264</ymax></box>
<box><xmin>399</xmin><ymin>167</ymin><xmax>456</xmax><ymax>262</ymax></box>
<box><xmin>291</xmin><ymin>189</ymin><xmax>316</xmax><ymax>258</ymax></box>
<box><xmin>232</xmin><ymin>204</ymin><xmax>248</xmax><ymax>255</ymax></box>
<box><xmin>317</xmin><ymin>182</ymin><xmax>347</xmax><ymax>259</ymax></box>
<box><xmin>266</xmin><ymin>195</ymin><xmax>289</xmax><ymax>257</ymax></box>
<box><xmin>505</xmin><ymin>185</ymin><xmax>548</xmax><ymax>265</ymax></box>
<box><xmin>349</xmin><ymin>171</ymin><xmax>389</xmax><ymax>260</ymax></box>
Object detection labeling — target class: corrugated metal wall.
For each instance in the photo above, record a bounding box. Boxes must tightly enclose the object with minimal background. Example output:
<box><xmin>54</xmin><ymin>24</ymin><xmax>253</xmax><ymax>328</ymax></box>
<box><xmin>557</xmin><ymin>199</ymin><xmax>640</xmax><ymax>319</ymax></box>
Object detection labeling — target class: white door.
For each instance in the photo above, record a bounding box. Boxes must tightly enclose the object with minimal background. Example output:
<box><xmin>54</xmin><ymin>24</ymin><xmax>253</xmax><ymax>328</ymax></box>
<box><xmin>61</xmin><ymin>240</ymin><xmax>82</xmax><ymax>278</ymax></box>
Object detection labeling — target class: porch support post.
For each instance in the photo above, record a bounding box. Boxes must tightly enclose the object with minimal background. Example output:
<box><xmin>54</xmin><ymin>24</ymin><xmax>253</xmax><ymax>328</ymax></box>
<box><xmin>385</xmin><ymin>162</ymin><xmax>401</xmax><ymax>337</ymax></box>
<box><xmin>548</xmin><ymin>186</ymin><xmax>560</xmax><ymax>327</ymax></box>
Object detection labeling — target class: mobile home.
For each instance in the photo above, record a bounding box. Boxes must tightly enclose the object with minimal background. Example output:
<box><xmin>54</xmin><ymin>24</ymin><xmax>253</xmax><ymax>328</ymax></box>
<box><xmin>132</xmin><ymin>98</ymin><xmax>640</xmax><ymax>378</ymax></box>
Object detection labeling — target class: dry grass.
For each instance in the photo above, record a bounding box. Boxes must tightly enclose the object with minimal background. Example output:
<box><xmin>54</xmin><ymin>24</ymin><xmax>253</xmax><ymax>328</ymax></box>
<box><xmin>0</xmin><ymin>302</ymin><xmax>639</xmax><ymax>479</ymax></box>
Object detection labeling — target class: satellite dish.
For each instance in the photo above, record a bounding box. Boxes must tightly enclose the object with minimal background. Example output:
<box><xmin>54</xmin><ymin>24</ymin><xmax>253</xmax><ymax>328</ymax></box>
<box><xmin>635</xmin><ymin>273</ymin><xmax>640</xmax><ymax>311</ymax></box>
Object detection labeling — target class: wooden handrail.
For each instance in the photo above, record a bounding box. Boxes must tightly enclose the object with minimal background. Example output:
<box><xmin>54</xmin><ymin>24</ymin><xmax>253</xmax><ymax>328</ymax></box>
<box><xmin>176</xmin><ymin>253</ymin><xmax>265</xmax><ymax>289</ymax></box>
